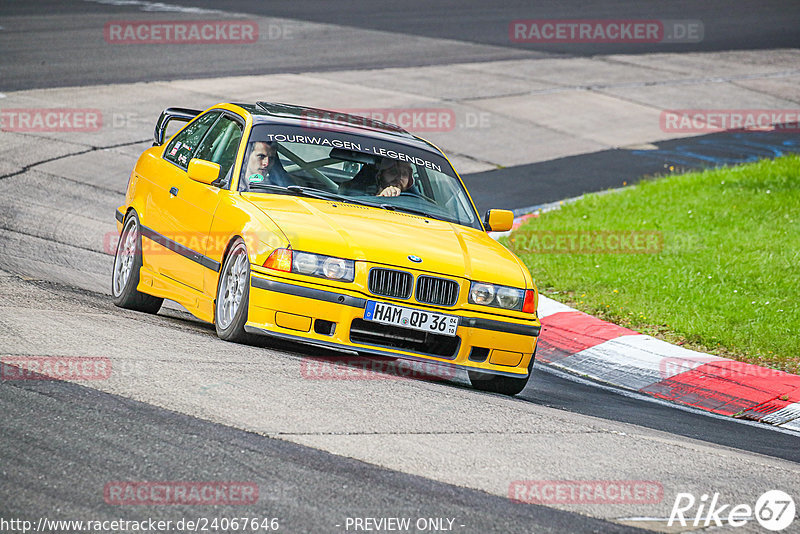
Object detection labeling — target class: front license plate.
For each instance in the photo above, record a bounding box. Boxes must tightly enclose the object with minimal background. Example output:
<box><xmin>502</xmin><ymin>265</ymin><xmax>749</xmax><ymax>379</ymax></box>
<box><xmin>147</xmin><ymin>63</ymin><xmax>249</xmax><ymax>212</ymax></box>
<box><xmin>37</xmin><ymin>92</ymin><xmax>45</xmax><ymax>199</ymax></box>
<box><xmin>364</xmin><ymin>301</ymin><xmax>459</xmax><ymax>336</ymax></box>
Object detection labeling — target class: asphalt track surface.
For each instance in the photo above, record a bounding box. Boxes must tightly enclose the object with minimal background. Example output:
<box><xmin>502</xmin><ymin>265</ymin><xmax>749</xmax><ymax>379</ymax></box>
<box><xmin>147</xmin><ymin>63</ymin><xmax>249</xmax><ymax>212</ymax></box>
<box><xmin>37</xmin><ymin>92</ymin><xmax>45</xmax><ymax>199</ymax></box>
<box><xmin>0</xmin><ymin>367</ymin><xmax>641</xmax><ymax>534</ymax></box>
<box><xmin>2</xmin><ymin>0</ymin><xmax>800</xmax><ymax>531</ymax></box>
<box><xmin>2</xmin><ymin>1</ymin><xmax>800</xmax><ymax>90</ymax></box>
<box><xmin>171</xmin><ymin>0</ymin><xmax>800</xmax><ymax>54</ymax></box>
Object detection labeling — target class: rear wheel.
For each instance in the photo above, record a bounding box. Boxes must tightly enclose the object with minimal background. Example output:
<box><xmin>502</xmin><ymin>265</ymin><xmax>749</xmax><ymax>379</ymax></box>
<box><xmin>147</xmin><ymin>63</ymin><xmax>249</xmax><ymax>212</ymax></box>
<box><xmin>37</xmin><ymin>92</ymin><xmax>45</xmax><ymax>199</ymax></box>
<box><xmin>468</xmin><ymin>346</ymin><xmax>536</xmax><ymax>396</ymax></box>
<box><xmin>215</xmin><ymin>238</ymin><xmax>251</xmax><ymax>342</ymax></box>
<box><xmin>111</xmin><ymin>211</ymin><xmax>163</xmax><ymax>314</ymax></box>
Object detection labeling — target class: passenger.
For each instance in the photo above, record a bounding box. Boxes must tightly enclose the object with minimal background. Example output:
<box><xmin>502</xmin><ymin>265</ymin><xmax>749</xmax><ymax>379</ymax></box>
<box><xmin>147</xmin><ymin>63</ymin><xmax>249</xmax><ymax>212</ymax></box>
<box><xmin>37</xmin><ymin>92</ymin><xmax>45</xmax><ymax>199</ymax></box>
<box><xmin>338</xmin><ymin>158</ymin><xmax>415</xmax><ymax>197</ymax></box>
<box><xmin>375</xmin><ymin>159</ymin><xmax>414</xmax><ymax>197</ymax></box>
<box><xmin>240</xmin><ymin>141</ymin><xmax>291</xmax><ymax>190</ymax></box>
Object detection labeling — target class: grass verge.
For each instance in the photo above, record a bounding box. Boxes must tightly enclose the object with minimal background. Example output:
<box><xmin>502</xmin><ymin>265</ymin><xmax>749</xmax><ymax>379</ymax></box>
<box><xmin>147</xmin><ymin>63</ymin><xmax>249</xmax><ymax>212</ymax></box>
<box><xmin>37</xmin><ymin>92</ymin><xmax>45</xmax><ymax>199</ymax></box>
<box><xmin>505</xmin><ymin>154</ymin><xmax>800</xmax><ymax>373</ymax></box>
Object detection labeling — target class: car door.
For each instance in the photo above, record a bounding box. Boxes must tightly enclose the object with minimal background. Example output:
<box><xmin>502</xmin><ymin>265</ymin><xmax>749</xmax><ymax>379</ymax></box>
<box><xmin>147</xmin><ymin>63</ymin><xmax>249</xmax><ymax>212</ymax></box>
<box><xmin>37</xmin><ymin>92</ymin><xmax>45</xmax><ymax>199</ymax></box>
<box><xmin>157</xmin><ymin>112</ymin><xmax>244</xmax><ymax>291</ymax></box>
<box><xmin>143</xmin><ymin>111</ymin><xmax>220</xmax><ymax>285</ymax></box>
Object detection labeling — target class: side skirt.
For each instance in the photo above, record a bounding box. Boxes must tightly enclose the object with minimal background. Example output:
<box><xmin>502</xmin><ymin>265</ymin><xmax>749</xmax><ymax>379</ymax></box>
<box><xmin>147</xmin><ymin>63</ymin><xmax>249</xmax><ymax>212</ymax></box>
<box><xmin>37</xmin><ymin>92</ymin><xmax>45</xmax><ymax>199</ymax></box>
<box><xmin>138</xmin><ymin>266</ymin><xmax>215</xmax><ymax>323</ymax></box>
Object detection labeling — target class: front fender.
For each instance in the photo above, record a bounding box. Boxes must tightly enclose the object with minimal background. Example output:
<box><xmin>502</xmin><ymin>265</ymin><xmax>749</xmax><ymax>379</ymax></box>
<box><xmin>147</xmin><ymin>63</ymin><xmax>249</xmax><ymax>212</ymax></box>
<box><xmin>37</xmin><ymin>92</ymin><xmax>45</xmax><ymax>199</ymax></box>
<box><xmin>202</xmin><ymin>192</ymin><xmax>289</xmax><ymax>297</ymax></box>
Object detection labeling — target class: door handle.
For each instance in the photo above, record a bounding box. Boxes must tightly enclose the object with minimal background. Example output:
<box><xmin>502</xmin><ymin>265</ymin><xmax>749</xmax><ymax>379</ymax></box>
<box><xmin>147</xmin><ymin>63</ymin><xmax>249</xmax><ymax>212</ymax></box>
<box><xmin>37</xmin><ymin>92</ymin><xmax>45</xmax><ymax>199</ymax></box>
<box><xmin>169</xmin><ymin>186</ymin><xmax>179</xmax><ymax>197</ymax></box>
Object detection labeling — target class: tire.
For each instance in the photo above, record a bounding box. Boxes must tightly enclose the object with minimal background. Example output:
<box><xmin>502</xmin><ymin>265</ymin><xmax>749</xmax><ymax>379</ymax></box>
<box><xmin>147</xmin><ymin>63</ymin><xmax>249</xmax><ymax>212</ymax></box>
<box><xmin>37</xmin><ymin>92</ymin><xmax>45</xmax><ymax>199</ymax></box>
<box><xmin>111</xmin><ymin>211</ymin><xmax>163</xmax><ymax>314</ymax></box>
<box><xmin>215</xmin><ymin>238</ymin><xmax>251</xmax><ymax>342</ymax></box>
<box><xmin>468</xmin><ymin>346</ymin><xmax>536</xmax><ymax>396</ymax></box>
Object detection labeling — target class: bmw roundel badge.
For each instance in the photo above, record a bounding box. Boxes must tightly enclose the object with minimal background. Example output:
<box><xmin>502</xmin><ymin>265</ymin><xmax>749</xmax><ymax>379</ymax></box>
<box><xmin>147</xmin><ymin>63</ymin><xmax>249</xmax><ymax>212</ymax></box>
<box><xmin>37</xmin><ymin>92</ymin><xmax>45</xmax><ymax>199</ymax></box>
<box><xmin>408</xmin><ymin>255</ymin><xmax>422</xmax><ymax>263</ymax></box>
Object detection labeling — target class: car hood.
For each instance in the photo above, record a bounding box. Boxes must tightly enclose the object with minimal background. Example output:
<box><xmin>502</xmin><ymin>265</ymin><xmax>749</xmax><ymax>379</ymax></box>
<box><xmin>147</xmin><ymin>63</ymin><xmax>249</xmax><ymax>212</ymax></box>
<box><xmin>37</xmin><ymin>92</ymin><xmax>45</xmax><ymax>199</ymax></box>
<box><xmin>244</xmin><ymin>195</ymin><xmax>528</xmax><ymax>287</ymax></box>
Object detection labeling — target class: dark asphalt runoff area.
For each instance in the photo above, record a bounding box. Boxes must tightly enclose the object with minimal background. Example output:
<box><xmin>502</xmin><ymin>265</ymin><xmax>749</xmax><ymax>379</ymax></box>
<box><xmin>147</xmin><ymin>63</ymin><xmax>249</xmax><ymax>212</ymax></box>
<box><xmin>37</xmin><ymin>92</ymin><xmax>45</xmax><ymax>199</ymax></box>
<box><xmin>465</xmin><ymin>129</ymin><xmax>800</xmax><ymax>214</ymax></box>
<box><xmin>0</xmin><ymin>361</ymin><xmax>644</xmax><ymax>534</ymax></box>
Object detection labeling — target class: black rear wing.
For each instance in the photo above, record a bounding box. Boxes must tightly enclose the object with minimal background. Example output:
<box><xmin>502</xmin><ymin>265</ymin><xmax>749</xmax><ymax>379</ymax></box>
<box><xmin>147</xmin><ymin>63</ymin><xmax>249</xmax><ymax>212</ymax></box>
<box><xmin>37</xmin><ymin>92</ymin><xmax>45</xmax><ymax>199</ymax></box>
<box><xmin>153</xmin><ymin>107</ymin><xmax>201</xmax><ymax>146</ymax></box>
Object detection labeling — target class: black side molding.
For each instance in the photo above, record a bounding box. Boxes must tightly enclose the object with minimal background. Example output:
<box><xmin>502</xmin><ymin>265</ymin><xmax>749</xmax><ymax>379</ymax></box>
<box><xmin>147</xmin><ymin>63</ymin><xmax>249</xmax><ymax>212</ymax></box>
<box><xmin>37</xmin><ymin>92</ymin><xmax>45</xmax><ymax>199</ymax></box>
<box><xmin>138</xmin><ymin>223</ymin><xmax>221</xmax><ymax>272</ymax></box>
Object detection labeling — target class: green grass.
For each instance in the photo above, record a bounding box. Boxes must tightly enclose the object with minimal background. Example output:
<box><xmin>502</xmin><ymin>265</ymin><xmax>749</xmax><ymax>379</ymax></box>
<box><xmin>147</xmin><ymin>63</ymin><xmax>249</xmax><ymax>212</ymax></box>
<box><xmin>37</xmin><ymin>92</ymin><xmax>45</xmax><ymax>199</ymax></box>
<box><xmin>504</xmin><ymin>155</ymin><xmax>800</xmax><ymax>373</ymax></box>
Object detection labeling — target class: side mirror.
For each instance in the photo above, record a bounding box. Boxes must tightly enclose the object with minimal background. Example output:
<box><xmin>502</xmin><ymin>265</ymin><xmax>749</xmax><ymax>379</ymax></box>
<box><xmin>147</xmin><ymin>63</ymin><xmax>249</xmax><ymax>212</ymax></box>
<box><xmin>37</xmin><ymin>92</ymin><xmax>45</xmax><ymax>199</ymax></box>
<box><xmin>484</xmin><ymin>209</ymin><xmax>514</xmax><ymax>232</ymax></box>
<box><xmin>187</xmin><ymin>158</ymin><xmax>221</xmax><ymax>185</ymax></box>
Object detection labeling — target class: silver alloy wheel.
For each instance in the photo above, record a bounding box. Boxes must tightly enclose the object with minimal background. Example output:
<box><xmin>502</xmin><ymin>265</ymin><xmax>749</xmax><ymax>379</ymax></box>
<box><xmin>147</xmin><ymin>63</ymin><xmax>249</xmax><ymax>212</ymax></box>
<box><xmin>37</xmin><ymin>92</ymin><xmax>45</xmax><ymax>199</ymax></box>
<box><xmin>217</xmin><ymin>245</ymin><xmax>248</xmax><ymax>330</ymax></box>
<box><xmin>112</xmin><ymin>217</ymin><xmax>137</xmax><ymax>297</ymax></box>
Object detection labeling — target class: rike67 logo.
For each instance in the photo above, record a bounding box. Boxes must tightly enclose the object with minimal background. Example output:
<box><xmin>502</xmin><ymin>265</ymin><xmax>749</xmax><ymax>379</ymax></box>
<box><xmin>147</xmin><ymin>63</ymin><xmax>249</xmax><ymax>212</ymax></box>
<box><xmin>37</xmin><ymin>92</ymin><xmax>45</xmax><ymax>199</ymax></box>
<box><xmin>669</xmin><ymin>490</ymin><xmax>795</xmax><ymax>531</ymax></box>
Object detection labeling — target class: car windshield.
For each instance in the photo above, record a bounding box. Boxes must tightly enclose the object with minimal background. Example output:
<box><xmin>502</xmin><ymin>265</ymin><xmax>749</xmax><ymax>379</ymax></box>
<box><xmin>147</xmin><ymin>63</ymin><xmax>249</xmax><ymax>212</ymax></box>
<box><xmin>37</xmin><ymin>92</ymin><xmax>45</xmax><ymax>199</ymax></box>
<box><xmin>238</xmin><ymin>125</ymin><xmax>481</xmax><ymax>229</ymax></box>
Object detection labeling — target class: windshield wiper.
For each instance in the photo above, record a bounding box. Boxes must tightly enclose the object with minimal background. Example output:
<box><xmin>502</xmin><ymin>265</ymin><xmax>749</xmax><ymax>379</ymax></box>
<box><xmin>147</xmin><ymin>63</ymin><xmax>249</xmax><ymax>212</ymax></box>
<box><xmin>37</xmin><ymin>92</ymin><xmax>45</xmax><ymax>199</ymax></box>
<box><xmin>375</xmin><ymin>203</ymin><xmax>452</xmax><ymax>223</ymax></box>
<box><xmin>249</xmin><ymin>183</ymin><xmax>369</xmax><ymax>206</ymax></box>
<box><xmin>286</xmin><ymin>185</ymin><xmax>377</xmax><ymax>208</ymax></box>
<box><xmin>247</xmin><ymin>183</ymin><xmax>286</xmax><ymax>192</ymax></box>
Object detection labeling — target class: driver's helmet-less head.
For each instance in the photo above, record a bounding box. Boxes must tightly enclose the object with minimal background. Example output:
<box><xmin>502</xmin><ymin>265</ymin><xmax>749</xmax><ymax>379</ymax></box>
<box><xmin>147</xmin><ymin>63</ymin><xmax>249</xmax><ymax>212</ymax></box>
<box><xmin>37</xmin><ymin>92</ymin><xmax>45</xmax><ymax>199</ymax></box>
<box><xmin>376</xmin><ymin>158</ymin><xmax>414</xmax><ymax>190</ymax></box>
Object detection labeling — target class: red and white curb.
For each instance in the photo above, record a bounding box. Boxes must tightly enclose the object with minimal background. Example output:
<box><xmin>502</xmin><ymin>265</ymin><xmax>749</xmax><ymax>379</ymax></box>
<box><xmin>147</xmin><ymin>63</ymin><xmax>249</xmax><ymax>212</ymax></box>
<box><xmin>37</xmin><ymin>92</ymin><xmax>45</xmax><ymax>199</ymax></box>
<box><xmin>536</xmin><ymin>295</ymin><xmax>800</xmax><ymax>430</ymax></box>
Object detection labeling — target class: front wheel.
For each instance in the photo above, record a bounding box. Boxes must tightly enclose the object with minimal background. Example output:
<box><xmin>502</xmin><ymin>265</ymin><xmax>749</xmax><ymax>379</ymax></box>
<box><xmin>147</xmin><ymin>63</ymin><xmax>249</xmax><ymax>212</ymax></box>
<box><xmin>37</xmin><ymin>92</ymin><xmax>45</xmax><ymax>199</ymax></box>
<box><xmin>112</xmin><ymin>211</ymin><xmax>163</xmax><ymax>314</ymax></box>
<box><xmin>468</xmin><ymin>347</ymin><xmax>536</xmax><ymax>396</ymax></box>
<box><xmin>215</xmin><ymin>238</ymin><xmax>251</xmax><ymax>342</ymax></box>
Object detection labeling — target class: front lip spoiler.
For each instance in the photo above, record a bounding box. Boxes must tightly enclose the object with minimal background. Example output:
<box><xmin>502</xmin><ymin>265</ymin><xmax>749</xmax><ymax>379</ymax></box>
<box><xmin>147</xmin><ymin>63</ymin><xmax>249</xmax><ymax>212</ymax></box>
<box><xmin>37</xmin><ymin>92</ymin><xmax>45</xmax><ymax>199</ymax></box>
<box><xmin>250</xmin><ymin>275</ymin><xmax>541</xmax><ymax>337</ymax></box>
<box><xmin>243</xmin><ymin>324</ymin><xmax>530</xmax><ymax>379</ymax></box>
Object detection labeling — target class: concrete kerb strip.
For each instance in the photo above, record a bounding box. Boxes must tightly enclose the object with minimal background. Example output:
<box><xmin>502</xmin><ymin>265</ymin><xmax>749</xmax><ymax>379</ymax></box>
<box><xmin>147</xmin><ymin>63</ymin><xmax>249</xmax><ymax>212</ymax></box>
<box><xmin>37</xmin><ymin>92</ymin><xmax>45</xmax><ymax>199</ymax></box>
<box><xmin>490</xmin><ymin>198</ymin><xmax>800</xmax><ymax>431</ymax></box>
<box><xmin>536</xmin><ymin>298</ymin><xmax>800</xmax><ymax>429</ymax></box>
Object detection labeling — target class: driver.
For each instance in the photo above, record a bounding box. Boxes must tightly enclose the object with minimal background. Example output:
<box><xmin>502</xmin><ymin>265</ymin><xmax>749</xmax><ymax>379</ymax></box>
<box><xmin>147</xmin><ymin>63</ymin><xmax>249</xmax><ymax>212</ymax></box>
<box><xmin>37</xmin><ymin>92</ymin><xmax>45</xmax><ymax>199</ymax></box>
<box><xmin>376</xmin><ymin>159</ymin><xmax>414</xmax><ymax>197</ymax></box>
<box><xmin>246</xmin><ymin>141</ymin><xmax>273</xmax><ymax>179</ymax></box>
<box><xmin>240</xmin><ymin>141</ymin><xmax>291</xmax><ymax>190</ymax></box>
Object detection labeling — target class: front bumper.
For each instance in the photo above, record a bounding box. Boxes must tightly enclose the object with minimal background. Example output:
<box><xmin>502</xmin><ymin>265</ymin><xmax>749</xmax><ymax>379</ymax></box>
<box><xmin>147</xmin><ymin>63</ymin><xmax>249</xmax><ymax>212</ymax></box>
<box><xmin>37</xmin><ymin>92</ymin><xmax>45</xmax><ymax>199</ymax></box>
<box><xmin>245</xmin><ymin>272</ymin><xmax>540</xmax><ymax>378</ymax></box>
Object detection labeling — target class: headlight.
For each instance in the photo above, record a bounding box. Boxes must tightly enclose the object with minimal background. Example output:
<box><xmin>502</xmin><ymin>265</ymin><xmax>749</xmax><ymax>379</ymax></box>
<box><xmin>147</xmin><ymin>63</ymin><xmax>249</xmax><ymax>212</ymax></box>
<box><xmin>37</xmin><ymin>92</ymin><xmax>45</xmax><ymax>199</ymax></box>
<box><xmin>263</xmin><ymin>249</ymin><xmax>355</xmax><ymax>282</ymax></box>
<box><xmin>322</xmin><ymin>257</ymin><xmax>348</xmax><ymax>280</ymax></box>
<box><xmin>469</xmin><ymin>282</ymin><xmax>533</xmax><ymax>312</ymax></box>
<box><xmin>496</xmin><ymin>286</ymin><xmax>521</xmax><ymax>309</ymax></box>
<box><xmin>294</xmin><ymin>252</ymin><xmax>319</xmax><ymax>275</ymax></box>
<box><xmin>470</xmin><ymin>283</ymin><xmax>496</xmax><ymax>305</ymax></box>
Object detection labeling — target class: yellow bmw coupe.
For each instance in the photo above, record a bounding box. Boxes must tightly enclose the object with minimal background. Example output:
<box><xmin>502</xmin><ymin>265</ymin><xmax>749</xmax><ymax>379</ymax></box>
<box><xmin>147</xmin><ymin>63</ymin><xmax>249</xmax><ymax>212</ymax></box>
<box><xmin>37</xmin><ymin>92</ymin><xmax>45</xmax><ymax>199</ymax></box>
<box><xmin>112</xmin><ymin>102</ymin><xmax>540</xmax><ymax>395</ymax></box>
